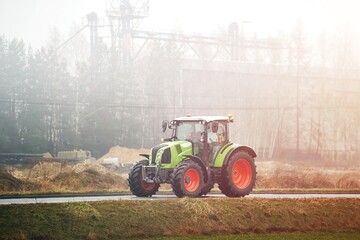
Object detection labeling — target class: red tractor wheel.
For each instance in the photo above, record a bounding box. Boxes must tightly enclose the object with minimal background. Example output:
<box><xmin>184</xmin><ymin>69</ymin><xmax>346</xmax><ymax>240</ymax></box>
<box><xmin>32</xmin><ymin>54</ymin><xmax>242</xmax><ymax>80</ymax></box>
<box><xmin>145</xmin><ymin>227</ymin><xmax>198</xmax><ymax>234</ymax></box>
<box><xmin>219</xmin><ymin>152</ymin><xmax>256</xmax><ymax>197</ymax></box>
<box><xmin>183</xmin><ymin>168</ymin><xmax>201</xmax><ymax>192</ymax></box>
<box><xmin>171</xmin><ymin>160</ymin><xmax>204</xmax><ymax>197</ymax></box>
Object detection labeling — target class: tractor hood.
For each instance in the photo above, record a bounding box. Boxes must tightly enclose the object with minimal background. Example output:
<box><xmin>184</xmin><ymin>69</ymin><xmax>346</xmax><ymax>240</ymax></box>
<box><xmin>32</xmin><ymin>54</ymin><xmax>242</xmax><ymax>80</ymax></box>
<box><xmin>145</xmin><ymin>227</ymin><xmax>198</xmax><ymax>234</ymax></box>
<box><xmin>149</xmin><ymin>141</ymin><xmax>192</xmax><ymax>166</ymax></box>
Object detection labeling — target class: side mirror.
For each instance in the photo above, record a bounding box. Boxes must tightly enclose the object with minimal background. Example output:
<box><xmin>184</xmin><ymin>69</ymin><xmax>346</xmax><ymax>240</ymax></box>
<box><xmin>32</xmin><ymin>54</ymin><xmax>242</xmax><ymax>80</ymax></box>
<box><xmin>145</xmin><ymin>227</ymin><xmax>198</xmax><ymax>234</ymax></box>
<box><xmin>162</xmin><ymin>120</ymin><xmax>168</xmax><ymax>133</ymax></box>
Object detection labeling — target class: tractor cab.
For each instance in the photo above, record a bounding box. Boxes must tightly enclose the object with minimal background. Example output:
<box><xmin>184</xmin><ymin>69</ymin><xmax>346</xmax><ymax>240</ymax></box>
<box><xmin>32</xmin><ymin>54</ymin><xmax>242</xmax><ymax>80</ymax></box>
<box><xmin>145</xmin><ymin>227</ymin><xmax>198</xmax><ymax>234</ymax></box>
<box><xmin>163</xmin><ymin>116</ymin><xmax>232</xmax><ymax>164</ymax></box>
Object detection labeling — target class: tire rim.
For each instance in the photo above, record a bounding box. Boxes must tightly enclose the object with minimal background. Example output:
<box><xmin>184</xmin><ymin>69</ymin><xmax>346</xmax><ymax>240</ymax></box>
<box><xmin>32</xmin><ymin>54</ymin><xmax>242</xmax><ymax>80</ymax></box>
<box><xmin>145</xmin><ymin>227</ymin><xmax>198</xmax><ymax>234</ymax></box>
<box><xmin>232</xmin><ymin>159</ymin><xmax>252</xmax><ymax>189</ymax></box>
<box><xmin>183</xmin><ymin>168</ymin><xmax>200</xmax><ymax>192</ymax></box>
<box><xmin>141</xmin><ymin>180</ymin><xmax>156</xmax><ymax>191</ymax></box>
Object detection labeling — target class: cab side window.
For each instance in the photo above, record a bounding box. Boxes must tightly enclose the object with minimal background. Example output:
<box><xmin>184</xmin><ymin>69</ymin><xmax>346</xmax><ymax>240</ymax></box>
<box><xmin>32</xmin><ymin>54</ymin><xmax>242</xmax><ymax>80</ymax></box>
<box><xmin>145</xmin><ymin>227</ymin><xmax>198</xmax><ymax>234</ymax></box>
<box><xmin>208</xmin><ymin>122</ymin><xmax>227</xmax><ymax>144</ymax></box>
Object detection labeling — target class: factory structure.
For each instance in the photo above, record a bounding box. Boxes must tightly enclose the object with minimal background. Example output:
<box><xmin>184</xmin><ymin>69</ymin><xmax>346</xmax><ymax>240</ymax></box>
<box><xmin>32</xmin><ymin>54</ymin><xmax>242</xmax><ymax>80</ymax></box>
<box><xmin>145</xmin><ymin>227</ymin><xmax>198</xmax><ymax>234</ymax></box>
<box><xmin>58</xmin><ymin>0</ymin><xmax>360</xmax><ymax>161</ymax></box>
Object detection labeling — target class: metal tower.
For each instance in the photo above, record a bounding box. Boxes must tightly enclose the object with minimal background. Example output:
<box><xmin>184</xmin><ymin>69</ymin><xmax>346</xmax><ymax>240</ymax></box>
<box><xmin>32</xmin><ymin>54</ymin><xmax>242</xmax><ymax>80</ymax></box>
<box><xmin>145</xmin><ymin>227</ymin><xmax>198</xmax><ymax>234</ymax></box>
<box><xmin>106</xmin><ymin>0</ymin><xmax>149</xmax><ymax>69</ymax></box>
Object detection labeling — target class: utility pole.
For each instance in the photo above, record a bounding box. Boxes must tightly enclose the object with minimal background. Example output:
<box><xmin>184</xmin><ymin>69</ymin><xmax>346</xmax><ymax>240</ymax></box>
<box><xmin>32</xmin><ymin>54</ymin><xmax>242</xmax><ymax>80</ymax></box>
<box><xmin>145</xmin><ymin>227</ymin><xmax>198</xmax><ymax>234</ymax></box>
<box><xmin>296</xmin><ymin>58</ymin><xmax>300</xmax><ymax>161</ymax></box>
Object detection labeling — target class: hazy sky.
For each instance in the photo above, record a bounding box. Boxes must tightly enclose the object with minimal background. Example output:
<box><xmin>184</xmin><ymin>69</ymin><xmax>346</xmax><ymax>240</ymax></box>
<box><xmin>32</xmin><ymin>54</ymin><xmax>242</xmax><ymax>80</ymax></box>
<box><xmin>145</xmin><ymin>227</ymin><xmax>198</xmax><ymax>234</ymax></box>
<box><xmin>0</xmin><ymin>0</ymin><xmax>359</xmax><ymax>49</ymax></box>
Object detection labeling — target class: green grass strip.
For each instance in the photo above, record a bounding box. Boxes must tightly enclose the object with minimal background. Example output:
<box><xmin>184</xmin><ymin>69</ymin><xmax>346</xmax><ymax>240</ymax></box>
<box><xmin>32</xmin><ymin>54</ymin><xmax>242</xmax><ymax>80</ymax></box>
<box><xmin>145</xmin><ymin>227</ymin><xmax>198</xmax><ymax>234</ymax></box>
<box><xmin>0</xmin><ymin>198</ymin><xmax>360</xmax><ymax>240</ymax></box>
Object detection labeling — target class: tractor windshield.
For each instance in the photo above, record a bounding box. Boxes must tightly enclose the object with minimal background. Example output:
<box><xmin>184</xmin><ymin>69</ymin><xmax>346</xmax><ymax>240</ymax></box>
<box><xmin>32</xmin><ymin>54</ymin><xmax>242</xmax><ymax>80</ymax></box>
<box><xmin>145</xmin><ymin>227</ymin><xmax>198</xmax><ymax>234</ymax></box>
<box><xmin>175</xmin><ymin>121</ymin><xmax>204</xmax><ymax>142</ymax></box>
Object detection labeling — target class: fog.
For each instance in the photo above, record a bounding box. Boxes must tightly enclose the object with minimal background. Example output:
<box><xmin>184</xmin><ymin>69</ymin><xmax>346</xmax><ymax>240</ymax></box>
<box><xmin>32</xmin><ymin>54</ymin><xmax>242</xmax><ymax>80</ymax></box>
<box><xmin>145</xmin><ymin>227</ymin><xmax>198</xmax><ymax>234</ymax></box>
<box><xmin>1</xmin><ymin>0</ymin><xmax>360</xmax><ymax>163</ymax></box>
<box><xmin>1</xmin><ymin>0</ymin><xmax>360</xmax><ymax>48</ymax></box>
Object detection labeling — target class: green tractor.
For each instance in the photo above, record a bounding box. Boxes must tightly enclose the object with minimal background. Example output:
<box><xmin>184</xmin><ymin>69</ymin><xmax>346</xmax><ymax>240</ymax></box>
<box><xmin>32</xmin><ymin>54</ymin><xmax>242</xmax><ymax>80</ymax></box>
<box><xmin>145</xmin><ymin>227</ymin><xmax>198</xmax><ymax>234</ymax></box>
<box><xmin>128</xmin><ymin>115</ymin><xmax>257</xmax><ymax>198</ymax></box>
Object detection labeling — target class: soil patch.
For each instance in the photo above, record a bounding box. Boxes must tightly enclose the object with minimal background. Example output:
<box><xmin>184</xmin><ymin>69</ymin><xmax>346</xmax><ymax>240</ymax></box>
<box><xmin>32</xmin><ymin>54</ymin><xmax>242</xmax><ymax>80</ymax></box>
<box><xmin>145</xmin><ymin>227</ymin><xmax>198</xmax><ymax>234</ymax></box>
<box><xmin>97</xmin><ymin>145</ymin><xmax>150</xmax><ymax>164</ymax></box>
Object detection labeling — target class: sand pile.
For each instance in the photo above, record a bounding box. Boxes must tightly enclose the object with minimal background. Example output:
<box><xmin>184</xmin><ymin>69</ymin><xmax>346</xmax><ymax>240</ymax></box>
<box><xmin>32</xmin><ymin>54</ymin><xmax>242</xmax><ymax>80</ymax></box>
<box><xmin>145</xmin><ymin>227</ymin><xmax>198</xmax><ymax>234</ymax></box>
<box><xmin>97</xmin><ymin>146</ymin><xmax>150</xmax><ymax>164</ymax></box>
<box><xmin>71</xmin><ymin>163</ymin><xmax>112</xmax><ymax>174</ymax></box>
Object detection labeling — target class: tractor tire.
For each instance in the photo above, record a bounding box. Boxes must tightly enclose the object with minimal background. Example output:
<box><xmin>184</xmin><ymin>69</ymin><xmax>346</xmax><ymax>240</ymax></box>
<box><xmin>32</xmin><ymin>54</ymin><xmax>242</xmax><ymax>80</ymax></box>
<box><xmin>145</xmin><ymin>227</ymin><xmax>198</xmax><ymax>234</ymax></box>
<box><xmin>171</xmin><ymin>160</ymin><xmax>204</xmax><ymax>198</ymax></box>
<box><xmin>128</xmin><ymin>160</ymin><xmax>160</xmax><ymax>197</ymax></box>
<box><xmin>218</xmin><ymin>151</ymin><xmax>256</xmax><ymax>197</ymax></box>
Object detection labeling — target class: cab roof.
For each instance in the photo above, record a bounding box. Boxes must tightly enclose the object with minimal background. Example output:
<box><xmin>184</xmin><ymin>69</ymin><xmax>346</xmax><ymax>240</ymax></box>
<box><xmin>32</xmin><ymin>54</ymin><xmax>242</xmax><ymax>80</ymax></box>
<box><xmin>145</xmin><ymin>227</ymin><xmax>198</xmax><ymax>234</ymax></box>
<box><xmin>173</xmin><ymin>116</ymin><xmax>232</xmax><ymax>123</ymax></box>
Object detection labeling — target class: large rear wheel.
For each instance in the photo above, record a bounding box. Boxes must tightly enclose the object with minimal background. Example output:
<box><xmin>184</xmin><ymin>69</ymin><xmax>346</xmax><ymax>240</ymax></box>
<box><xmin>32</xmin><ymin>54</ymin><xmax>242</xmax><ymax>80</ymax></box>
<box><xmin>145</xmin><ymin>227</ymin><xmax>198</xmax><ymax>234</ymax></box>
<box><xmin>128</xmin><ymin>160</ymin><xmax>160</xmax><ymax>197</ymax></box>
<box><xmin>171</xmin><ymin>160</ymin><xmax>204</xmax><ymax>197</ymax></box>
<box><xmin>218</xmin><ymin>152</ymin><xmax>256</xmax><ymax>197</ymax></box>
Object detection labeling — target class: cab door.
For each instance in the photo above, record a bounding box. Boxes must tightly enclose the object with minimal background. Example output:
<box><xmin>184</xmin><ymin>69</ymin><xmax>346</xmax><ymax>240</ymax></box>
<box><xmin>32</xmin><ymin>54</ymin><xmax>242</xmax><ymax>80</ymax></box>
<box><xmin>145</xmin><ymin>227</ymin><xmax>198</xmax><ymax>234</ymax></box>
<box><xmin>207</xmin><ymin>121</ymin><xmax>228</xmax><ymax>164</ymax></box>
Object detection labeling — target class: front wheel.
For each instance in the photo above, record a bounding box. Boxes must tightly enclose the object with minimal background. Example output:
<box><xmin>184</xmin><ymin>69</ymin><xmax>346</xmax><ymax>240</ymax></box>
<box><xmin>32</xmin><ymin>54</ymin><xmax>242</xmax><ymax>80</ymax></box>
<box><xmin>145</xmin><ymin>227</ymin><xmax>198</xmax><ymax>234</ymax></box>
<box><xmin>218</xmin><ymin>152</ymin><xmax>256</xmax><ymax>197</ymax></box>
<box><xmin>128</xmin><ymin>160</ymin><xmax>160</xmax><ymax>197</ymax></box>
<box><xmin>171</xmin><ymin>160</ymin><xmax>204</xmax><ymax>197</ymax></box>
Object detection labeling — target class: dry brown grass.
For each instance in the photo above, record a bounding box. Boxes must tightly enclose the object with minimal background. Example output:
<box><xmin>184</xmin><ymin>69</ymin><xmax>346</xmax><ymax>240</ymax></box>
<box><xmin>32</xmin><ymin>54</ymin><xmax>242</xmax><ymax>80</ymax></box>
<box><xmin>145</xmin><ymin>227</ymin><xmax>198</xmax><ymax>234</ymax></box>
<box><xmin>1</xmin><ymin>155</ymin><xmax>360</xmax><ymax>194</ymax></box>
<box><xmin>255</xmin><ymin>160</ymin><xmax>360</xmax><ymax>189</ymax></box>
<box><xmin>51</xmin><ymin>168</ymin><xmax>128</xmax><ymax>192</ymax></box>
<box><xmin>0</xmin><ymin>171</ymin><xmax>38</xmax><ymax>192</ymax></box>
<box><xmin>336</xmin><ymin>175</ymin><xmax>360</xmax><ymax>189</ymax></box>
<box><xmin>255</xmin><ymin>172</ymin><xmax>336</xmax><ymax>189</ymax></box>
<box><xmin>0</xmin><ymin>162</ymin><xmax>129</xmax><ymax>194</ymax></box>
<box><xmin>180</xmin><ymin>197</ymin><xmax>215</xmax><ymax>217</ymax></box>
<box><xmin>87</xmin><ymin>231</ymin><xmax>97</xmax><ymax>240</ymax></box>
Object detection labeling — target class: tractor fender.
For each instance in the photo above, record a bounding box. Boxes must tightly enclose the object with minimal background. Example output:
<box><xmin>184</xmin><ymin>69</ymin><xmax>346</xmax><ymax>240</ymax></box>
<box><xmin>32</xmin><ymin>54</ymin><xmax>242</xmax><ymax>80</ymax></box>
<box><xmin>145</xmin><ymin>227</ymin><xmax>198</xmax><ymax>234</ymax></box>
<box><xmin>139</xmin><ymin>154</ymin><xmax>149</xmax><ymax>159</ymax></box>
<box><xmin>183</xmin><ymin>155</ymin><xmax>208</xmax><ymax>182</ymax></box>
<box><xmin>224</xmin><ymin>146</ymin><xmax>257</xmax><ymax>167</ymax></box>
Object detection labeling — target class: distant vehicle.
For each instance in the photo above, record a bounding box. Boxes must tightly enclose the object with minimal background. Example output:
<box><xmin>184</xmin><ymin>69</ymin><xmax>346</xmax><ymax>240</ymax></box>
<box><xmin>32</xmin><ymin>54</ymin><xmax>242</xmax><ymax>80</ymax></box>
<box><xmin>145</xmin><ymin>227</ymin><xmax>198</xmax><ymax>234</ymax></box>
<box><xmin>128</xmin><ymin>115</ymin><xmax>257</xmax><ymax>198</ymax></box>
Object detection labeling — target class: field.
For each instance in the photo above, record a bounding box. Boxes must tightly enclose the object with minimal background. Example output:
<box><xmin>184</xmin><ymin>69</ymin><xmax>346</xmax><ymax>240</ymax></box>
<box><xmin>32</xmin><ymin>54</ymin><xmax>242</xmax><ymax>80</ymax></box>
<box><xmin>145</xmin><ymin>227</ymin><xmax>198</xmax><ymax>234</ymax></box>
<box><xmin>1</xmin><ymin>146</ymin><xmax>360</xmax><ymax>194</ymax></box>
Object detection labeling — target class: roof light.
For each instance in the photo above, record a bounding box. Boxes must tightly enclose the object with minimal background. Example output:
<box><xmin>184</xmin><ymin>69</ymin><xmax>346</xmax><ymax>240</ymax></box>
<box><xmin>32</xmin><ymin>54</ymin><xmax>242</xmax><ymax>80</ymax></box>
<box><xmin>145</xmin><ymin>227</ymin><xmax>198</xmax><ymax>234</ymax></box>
<box><xmin>228</xmin><ymin>113</ymin><xmax>234</xmax><ymax>122</ymax></box>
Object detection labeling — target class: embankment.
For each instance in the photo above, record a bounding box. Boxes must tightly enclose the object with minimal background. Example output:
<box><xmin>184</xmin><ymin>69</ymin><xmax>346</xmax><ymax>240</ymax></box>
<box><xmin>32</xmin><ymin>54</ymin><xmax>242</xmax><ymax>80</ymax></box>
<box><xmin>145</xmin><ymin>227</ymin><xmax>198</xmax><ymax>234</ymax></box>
<box><xmin>0</xmin><ymin>198</ymin><xmax>360</xmax><ymax>239</ymax></box>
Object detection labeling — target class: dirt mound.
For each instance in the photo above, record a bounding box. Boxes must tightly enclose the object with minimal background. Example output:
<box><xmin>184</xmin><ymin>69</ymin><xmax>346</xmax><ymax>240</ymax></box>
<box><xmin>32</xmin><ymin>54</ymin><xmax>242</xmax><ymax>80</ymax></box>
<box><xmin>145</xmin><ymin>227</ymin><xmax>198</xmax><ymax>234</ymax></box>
<box><xmin>2</xmin><ymin>162</ymin><xmax>129</xmax><ymax>193</ymax></box>
<box><xmin>0</xmin><ymin>171</ymin><xmax>23</xmax><ymax>191</ymax></box>
<box><xmin>52</xmin><ymin>164</ymin><xmax>128</xmax><ymax>191</ymax></box>
<box><xmin>97</xmin><ymin>146</ymin><xmax>150</xmax><ymax>164</ymax></box>
<box><xmin>42</xmin><ymin>152</ymin><xmax>53</xmax><ymax>158</ymax></box>
<box><xmin>19</xmin><ymin>162</ymin><xmax>113</xmax><ymax>181</ymax></box>
<box><xmin>0</xmin><ymin>170</ymin><xmax>36</xmax><ymax>192</ymax></box>
<box><xmin>71</xmin><ymin>163</ymin><xmax>110</xmax><ymax>174</ymax></box>
<box><xmin>27</xmin><ymin>162</ymin><xmax>64</xmax><ymax>180</ymax></box>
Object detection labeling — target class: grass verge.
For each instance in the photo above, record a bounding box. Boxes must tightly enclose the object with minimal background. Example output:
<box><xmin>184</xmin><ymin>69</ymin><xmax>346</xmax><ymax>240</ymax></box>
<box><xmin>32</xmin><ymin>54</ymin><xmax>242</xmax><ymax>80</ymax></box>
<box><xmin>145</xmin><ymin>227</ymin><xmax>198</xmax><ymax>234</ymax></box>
<box><xmin>2</xmin><ymin>187</ymin><xmax>360</xmax><ymax>198</ymax></box>
<box><xmin>0</xmin><ymin>198</ymin><xmax>360</xmax><ymax>239</ymax></box>
<box><xmin>151</xmin><ymin>232</ymin><xmax>360</xmax><ymax>240</ymax></box>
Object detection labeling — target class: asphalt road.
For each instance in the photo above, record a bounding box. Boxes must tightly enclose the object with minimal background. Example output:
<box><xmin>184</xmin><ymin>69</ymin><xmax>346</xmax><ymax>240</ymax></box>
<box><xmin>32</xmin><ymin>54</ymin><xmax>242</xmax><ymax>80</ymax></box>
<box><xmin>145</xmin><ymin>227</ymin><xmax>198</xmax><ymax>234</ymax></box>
<box><xmin>1</xmin><ymin>193</ymin><xmax>360</xmax><ymax>205</ymax></box>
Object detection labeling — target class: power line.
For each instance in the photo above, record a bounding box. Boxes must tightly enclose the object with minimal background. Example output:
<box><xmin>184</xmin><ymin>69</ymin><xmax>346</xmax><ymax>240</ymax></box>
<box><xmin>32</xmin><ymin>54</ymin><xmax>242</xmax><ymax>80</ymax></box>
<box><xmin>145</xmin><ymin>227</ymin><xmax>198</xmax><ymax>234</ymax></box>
<box><xmin>0</xmin><ymin>98</ymin><xmax>359</xmax><ymax>111</ymax></box>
